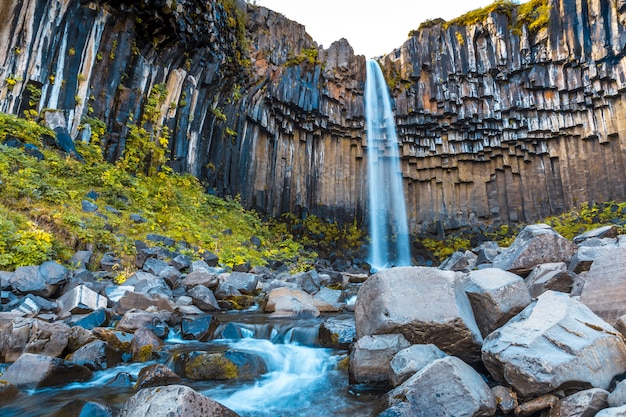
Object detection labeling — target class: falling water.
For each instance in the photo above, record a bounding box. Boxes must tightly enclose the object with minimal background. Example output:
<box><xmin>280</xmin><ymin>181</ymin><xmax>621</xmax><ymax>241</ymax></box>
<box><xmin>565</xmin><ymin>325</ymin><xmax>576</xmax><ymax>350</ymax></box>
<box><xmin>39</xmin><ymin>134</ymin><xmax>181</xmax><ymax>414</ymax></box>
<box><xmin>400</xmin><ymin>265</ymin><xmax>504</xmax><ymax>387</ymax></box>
<box><xmin>365</xmin><ymin>59</ymin><xmax>411</xmax><ymax>270</ymax></box>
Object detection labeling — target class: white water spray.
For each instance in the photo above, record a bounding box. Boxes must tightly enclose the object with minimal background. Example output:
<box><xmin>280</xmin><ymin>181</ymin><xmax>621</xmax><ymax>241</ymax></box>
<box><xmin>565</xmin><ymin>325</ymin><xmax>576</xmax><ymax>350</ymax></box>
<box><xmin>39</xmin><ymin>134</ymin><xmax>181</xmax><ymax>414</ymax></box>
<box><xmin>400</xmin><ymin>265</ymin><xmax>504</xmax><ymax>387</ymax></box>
<box><xmin>365</xmin><ymin>59</ymin><xmax>411</xmax><ymax>270</ymax></box>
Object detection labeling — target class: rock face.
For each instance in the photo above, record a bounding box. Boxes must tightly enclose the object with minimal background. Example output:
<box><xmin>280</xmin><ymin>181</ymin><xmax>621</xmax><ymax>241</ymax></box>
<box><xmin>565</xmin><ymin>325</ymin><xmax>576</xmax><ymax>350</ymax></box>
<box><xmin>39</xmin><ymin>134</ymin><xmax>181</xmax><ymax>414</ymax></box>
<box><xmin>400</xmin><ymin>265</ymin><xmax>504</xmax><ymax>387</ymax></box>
<box><xmin>1</xmin><ymin>0</ymin><xmax>626</xmax><ymax>232</ymax></box>
<box><xmin>354</xmin><ymin>266</ymin><xmax>483</xmax><ymax>363</ymax></box>
<box><xmin>482</xmin><ymin>291</ymin><xmax>626</xmax><ymax>397</ymax></box>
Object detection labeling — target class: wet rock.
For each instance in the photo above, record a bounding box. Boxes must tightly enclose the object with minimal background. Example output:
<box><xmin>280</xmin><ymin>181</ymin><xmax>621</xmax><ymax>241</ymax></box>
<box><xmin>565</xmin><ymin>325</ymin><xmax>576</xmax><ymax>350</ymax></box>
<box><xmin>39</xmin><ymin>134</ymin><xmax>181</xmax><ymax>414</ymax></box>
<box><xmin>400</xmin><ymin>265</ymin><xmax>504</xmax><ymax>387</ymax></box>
<box><xmin>57</xmin><ymin>285</ymin><xmax>109</xmax><ymax>318</ymax></box>
<box><xmin>579</xmin><ymin>247</ymin><xmax>626</xmax><ymax>324</ymax></box>
<box><xmin>181</xmin><ymin>270</ymin><xmax>219</xmax><ymax>289</ymax></box>
<box><xmin>134</xmin><ymin>363</ymin><xmax>181</xmax><ymax>390</ymax></box>
<box><xmin>50</xmin><ymin>399</ymin><xmax>115</xmax><ymax>417</ymax></box>
<box><xmin>67</xmin><ymin>325</ymin><xmax>96</xmax><ymax>351</ymax></box>
<box><xmin>313</xmin><ymin>287</ymin><xmax>343</xmax><ymax>309</ymax></box>
<box><xmin>388</xmin><ymin>344</ymin><xmax>448</xmax><ymax>387</ymax></box>
<box><xmin>179</xmin><ymin>351</ymin><xmax>239</xmax><ymax>380</ymax></box>
<box><xmin>491</xmin><ymin>385</ymin><xmax>518</xmax><ymax>414</ymax></box>
<box><xmin>384</xmin><ymin>356</ymin><xmax>496</xmax><ymax>417</ymax></box>
<box><xmin>67</xmin><ymin>340</ymin><xmax>122</xmax><ymax>370</ymax></box>
<box><xmin>119</xmin><ymin>384</ymin><xmax>239</xmax><ymax>417</ymax></box>
<box><xmin>525</xmin><ymin>262</ymin><xmax>575</xmax><ymax>298</ymax></box>
<box><xmin>92</xmin><ymin>328</ymin><xmax>133</xmax><ymax>354</ymax></box>
<box><xmin>515</xmin><ymin>394</ymin><xmax>559</xmax><ymax>416</ymax></box>
<box><xmin>482</xmin><ymin>291</ymin><xmax>626</xmax><ymax>397</ymax></box>
<box><xmin>180</xmin><ymin>315</ymin><xmax>220</xmax><ymax>341</ymax></box>
<box><xmin>548</xmin><ymin>388</ymin><xmax>609</xmax><ymax>417</ymax></box>
<box><xmin>492</xmin><ymin>224</ymin><xmax>577</xmax><ymax>276</ymax></box>
<box><xmin>72</xmin><ymin>308</ymin><xmax>109</xmax><ymax>330</ymax></box>
<box><xmin>349</xmin><ymin>333</ymin><xmax>410</xmax><ymax>386</ymax></box>
<box><xmin>2</xmin><ymin>353</ymin><xmax>92</xmax><ymax>389</ymax></box>
<box><xmin>462</xmin><ymin>268</ymin><xmax>532</xmax><ymax>337</ymax></box>
<box><xmin>105</xmin><ymin>372</ymin><xmax>134</xmax><ymax>388</ymax></box>
<box><xmin>130</xmin><ymin>327</ymin><xmax>164</xmax><ymax>362</ymax></box>
<box><xmin>354</xmin><ymin>266</ymin><xmax>483</xmax><ymax>364</ymax></box>
<box><xmin>0</xmin><ymin>317</ymin><xmax>70</xmax><ymax>362</ymax></box>
<box><xmin>319</xmin><ymin>316</ymin><xmax>356</xmax><ymax>349</ymax></box>
<box><xmin>0</xmin><ymin>380</ymin><xmax>19</xmax><ymax>404</ymax></box>
<box><xmin>220</xmin><ymin>271</ymin><xmax>259</xmax><ymax>295</ymax></box>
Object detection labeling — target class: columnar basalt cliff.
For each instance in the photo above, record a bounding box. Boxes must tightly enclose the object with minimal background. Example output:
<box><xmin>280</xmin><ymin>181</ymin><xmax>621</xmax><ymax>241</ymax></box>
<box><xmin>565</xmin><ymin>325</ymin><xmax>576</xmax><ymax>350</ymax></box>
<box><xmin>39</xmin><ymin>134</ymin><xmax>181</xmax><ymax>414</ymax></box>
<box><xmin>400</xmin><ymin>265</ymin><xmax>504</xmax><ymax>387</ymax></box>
<box><xmin>1</xmin><ymin>0</ymin><xmax>625</xmax><ymax>235</ymax></box>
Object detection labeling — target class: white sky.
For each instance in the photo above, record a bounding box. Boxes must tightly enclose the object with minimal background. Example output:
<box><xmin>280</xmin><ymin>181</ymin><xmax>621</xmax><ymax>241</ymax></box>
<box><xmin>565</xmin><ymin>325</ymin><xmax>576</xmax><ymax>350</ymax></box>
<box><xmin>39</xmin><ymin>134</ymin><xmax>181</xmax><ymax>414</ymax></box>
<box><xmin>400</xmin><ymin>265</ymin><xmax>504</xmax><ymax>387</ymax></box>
<box><xmin>255</xmin><ymin>0</ymin><xmax>520</xmax><ymax>58</ymax></box>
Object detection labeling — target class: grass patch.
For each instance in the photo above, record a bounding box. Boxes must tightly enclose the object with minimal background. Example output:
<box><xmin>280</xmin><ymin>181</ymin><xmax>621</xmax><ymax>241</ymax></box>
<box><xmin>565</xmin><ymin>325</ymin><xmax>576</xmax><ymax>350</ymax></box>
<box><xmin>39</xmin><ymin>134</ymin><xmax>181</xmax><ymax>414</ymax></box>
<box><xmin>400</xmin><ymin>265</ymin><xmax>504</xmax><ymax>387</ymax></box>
<box><xmin>0</xmin><ymin>112</ymin><xmax>315</xmax><ymax>273</ymax></box>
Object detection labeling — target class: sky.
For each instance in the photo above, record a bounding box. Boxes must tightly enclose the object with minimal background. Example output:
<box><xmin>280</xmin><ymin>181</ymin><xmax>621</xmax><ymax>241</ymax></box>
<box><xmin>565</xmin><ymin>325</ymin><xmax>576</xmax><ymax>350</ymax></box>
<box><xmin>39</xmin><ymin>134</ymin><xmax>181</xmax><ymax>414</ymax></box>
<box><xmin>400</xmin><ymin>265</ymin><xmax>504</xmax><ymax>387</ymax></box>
<box><xmin>255</xmin><ymin>0</ymin><xmax>515</xmax><ymax>58</ymax></box>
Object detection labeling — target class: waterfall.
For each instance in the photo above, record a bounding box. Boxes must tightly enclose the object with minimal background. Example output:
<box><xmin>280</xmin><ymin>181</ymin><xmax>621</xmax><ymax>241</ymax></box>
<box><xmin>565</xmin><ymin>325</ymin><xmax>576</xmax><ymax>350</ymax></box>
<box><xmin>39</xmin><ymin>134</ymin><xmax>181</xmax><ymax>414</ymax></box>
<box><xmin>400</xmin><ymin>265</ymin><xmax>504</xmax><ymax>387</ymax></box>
<box><xmin>365</xmin><ymin>59</ymin><xmax>411</xmax><ymax>271</ymax></box>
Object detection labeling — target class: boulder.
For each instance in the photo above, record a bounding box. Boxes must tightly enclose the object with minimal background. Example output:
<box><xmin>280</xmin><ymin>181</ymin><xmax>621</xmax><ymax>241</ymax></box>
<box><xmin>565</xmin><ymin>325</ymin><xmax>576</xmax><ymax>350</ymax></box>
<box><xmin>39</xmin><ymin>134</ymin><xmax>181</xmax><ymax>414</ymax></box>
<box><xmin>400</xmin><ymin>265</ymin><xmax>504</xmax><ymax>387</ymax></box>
<box><xmin>188</xmin><ymin>285</ymin><xmax>220</xmax><ymax>311</ymax></box>
<box><xmin>462</xmin><ymin>268</ymin><xmax>532</xmax><ymax>337</ymax></box>
<box><xmin>179</xmin><ymin>351</ymin><xmax>239</xmax><ymax>380</ymax></box>
<box><xmin>116</xmin><ymin>291</ymin><xmax>176</xmax><ymax>314</ymax></box>
<box><xmin>10</xmin><ymin>261</ymin><xmax>68</xmax><ymax>297</ymax></box>
<box><xmin>609</xmin><ymin>379</ymin><xmax>626</xmax><ymax>407</ymax></box>
<box><xmin>439</xmin><ymin>250</ymin><xmax>477</xmax><ymax>272</ymax></box>
<box><xmin>57</xmin><ymin>285</ymin><xmax>109</xmax><ymax>318</ymax></box>
<box><xmin>116</xmin><ymin>308</ymin><xmax>173</xmax><ymax>333</ymax></box>
<box><xmin>130</xmin><ymin>327</ymin><xmax>164</xmax><ymax>362</ymax></box>
<box><xmin>354</xmin><ymin>266</ymin><xmax>483</xmax><ymax>363</ymax></box>
<box><xmin>134</xmin><ymin>363</ymin><xmax>181</xmax><ymax>390</ymax></box>
<box><xmin>596</xmin><ymin>405</ymin><xmax>626</xmax><ymax>417</ymax></box>
<box><xmin>319</xmin><ymin>316</ymin><xmax>356</xmax><ymax>349</ymax></box>
<box><xmin>384</xmin><ymin>356</ymin><xmax>496</xmax><ymax>417</ymax></box>
<box><xmin>348</xmin><ymin>333</ymin><xmax>410</xmax><ymax>386</ymax></box>
<box><xmin>548</xmin><ymin>388</ymin><xmax>609</xmax><ymax>417</ymax></box>
<box><xmin>67</xmin><ymin>340</ymin><xmax>122</xmax><ymax>370</ymax></box>
<box><xmin>491</xmin><ymin>385</ymin><xmax>518</xmax><ymax>414</ymax></box>
<box><xmin>119</xmin><ymin>384</ymin><xmax>239</xmax><ymax>417</ymax></box>
<box><xmin>50</xmin><ymin>399</ymin><xmax>115</xmax><ymax>417</ymax></box>
<box><xmin>125</xmin><ymin>271</ymin><xmax>172</xmax><ymax>298</ymax></box>
<box><xmin>579</xmin><ymin>247</ymin><xmax>626</xmax><ymax>324</ymax></box>
<box><xmin>265</xmin><ymin>287</ymin><xmax>338</xmax><ymax>313</ymax></box>
<box><xmin>573</xmin><ymin>225</ymin><xmax>619</xmax><ymax>244</ymax></box>
<box><xmin>220</xmin><ymin>272</ymin><xmax>259</xmax><ymax>295</ymax></box>
<box><xmin>0</xmin><ymin>317</ymin><xmax>70</xmax><ymax>362</ymax></box>
<box><xmin>524</xmin><ymin>262</ymin><xmax>575</xmax><ymax>298</ymax></box>
<box><xmin>181</xmin><ymin>315</ymin><xmax>220</xmax><ymax>341</ymax></box>
<box><xmin>482</xmin><ymin>291</ymin><xmax>626</xmax><ymax>396</ymax></box>
<box><xmin>389</xmin><ymin>344</ymin><xmax>448</xmax><ymax>387</ymax></box>
<box><xmin>492</xmin><ymin>224</ymin><xmax>577</xmax><ymax>276</ymax></box>
<box><xmin>2</xmin><ymin>353</ymin><xmax>92</xmax><ymax>388</ymax></box>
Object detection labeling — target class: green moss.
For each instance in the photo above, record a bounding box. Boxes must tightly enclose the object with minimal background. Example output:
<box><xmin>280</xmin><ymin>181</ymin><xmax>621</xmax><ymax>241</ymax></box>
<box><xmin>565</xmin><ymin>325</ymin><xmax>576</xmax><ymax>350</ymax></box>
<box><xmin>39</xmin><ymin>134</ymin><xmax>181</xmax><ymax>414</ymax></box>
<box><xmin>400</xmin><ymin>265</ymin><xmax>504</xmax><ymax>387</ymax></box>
<box><xmin>444</xmin><ymin>0</ymin><xmax>517</xmax><ymax>28</ymax></box>
<box><xmin>284</xmin><ymin>48</ymin><xmax>319</xmax><ymax>67</ymax></box>
<box><xmin>184</xmin><ymin>353</ymin><xmax>238</xmax><ymax>380</ymax></box>
<box><xmin>414</xmin><ymin>18</ymin><xmax>446</xmax><ymax>33</ymax></box>
<box><xmin>137</xmin><ymin>344</ymin><xmax>153</xmax><ymax>362</ymax></box>
<box><xmin>514</xmin><ymin>0</ymin><xmax>551</xmax><ymax>35</ymax></box>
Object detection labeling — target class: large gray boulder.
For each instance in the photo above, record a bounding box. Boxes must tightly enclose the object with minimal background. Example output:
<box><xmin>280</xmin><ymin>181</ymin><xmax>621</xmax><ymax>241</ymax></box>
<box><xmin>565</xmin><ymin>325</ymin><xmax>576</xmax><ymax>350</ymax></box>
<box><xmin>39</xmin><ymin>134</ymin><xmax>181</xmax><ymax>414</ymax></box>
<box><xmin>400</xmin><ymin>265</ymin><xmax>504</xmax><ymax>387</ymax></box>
<box><xmin>354</xmin><ymin>266</ymin><xmax>483</xmax><ymax>363</ymax></box>
<box><xmin>384</xmin><ymin>356</ymin><xmax>496</xmax><ymax>417</ymax></box>
<box><xmin>119</xmin><ymin>384</ymin><xmax>239</xmax><ymax>417</ymax></box>
<box><xmin>349</xmin><ymin>334</ymin><xmax>410</xmax><ymax>386</ymax></box>
<box><xmin>67</xmin><ymin>340</ymin><xmax>122</xmax><ymax>371</ymax></box>
<box><xmin>57</xmin><ymin>284</ymin><xmax>109</xmax><ymax>318</ymax></box>
<box><xmin>462</xmin><ymin>268</ymin><xmax>532</xmax><ymax>337</ymax></box>
<box><xmin>596</xmin><ymin>405</ymin><xmax>626</xmax><ymax>417</ymax></box>
<box><xmin>492</xmin><ymin>224</ymin><xmax>577</xmax><ymax>276</ymax></box>
<box><xmin>9</xmin><ymin>261</ymin><xmax>69</xmax><ymax>297</ymax></box>
<box><xmin>2</xmin><ymin>353</ymin><xmax>92</xmax><ymax>388</ymax></box>
<box><xmin>579</xmin><ymin>247</ymin><xmax>626</xmax><ymax>325</ymax></box>
<box><xmin>482</xmin><ymin>291</ymin><xmax>626</xmax><ymax>396</ymax></box>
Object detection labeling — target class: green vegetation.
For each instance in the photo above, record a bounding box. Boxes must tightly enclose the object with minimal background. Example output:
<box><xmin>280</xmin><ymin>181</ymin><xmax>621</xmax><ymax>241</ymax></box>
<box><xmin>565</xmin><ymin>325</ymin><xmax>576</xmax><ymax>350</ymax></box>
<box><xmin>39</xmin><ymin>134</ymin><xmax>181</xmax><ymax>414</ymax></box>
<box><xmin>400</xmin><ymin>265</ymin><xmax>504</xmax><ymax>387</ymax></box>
<box><xmin>410</xmin><ymin>0</ymin><xmax>551</xmax><ymax>39</ymax></box>
<box><xmin>284</xmin><ymin>48</ymin><xmax>319</xmax><ymax>67</ymax></box>
<box><xmin>421</xmin><ymin>201</ymin><xmax>626</xmax><ymax>262</ymax></box>
<box><xmin>0</xmin><ymin>112</ymin><xmax>314</xmax><ymax>274</ymax></box>
<box><xmin>218</xmin><ymin>0</ymin><xmax>251</xmax><ymax>69</ymax></box>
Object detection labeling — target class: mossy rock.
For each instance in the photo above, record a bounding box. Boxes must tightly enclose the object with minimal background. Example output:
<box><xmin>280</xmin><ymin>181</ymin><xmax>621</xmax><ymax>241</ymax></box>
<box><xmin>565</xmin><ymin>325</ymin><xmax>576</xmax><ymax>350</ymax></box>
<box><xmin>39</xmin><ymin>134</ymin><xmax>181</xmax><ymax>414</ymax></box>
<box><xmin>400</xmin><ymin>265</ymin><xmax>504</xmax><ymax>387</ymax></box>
<box><xmin>225</xmin><ymin>295</ymin><xmax>257</xmax><ymax>310</ymax></box>
<box><xmin>183</xmin><ymin>352</ymin><xmax>238</xmax><ymax>380</ymax></box>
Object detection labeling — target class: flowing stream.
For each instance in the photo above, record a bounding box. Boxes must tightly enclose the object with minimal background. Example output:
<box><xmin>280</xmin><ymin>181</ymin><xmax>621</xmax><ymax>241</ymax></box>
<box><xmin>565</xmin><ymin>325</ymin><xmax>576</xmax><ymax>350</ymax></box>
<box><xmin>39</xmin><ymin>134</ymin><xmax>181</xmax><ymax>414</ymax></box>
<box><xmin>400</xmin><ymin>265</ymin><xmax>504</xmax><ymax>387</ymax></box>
<box><xmin>0</xmin><ymin>313</ymin><xmax>384</xmax><ymax>416</ymax></box>
<box><xmin>365</xmin><ymin>59</ymin><xmax>411</xmax><ymax>270</ymax></box>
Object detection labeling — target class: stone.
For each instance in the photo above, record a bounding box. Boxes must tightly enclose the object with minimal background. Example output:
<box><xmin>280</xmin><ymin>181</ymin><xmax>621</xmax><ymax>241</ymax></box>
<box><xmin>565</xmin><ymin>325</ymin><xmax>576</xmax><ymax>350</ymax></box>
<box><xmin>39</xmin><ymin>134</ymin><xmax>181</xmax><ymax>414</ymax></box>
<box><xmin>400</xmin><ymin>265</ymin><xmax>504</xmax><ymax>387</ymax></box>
<box><xmin>72</xmin><ymin>308</ymin><xmax>109</xmax><ymax>330</ymax></box>
<box><xmin>116</xmin><ymin>308</ymin><xmax>173</xmax><ymax>333</ymax></box>
<box><xmin>0</xmin><ymin>380</ymin><xmax>19</xmax><ymax>403</ymax></box>
<box><xmin>125</xmin><ymin>271</ymin><xmax>173</xmax><ymax>298</ymax></box>
<box><xmin>179</xmin><ymin>351</ymin><xmax>241</xmax><ymax>380</ymax></box>
<box><xmin>2</xmin><ymin>353</ymin><xmax>92</xmax><ymax>389</ymax></box>
<box><xmin>181</xmin><ymin>270</ymin><xmax>219</xmax><ymax>288</ymax></box>
<box><xmin>67</xmin><ymin>325</ymin><xmax>96</xmax><ymax>351</ymax></box>
<box><xmin>134</xmin><ymin>363</ymin><xmax>181</xmax><ymax>390</ymax></box>
<box><xmin>188</xmin><ymin>285</ymin><xmax>220</xmax><ymax>311</ymax></box>
<box><xmin>548</xmin><ymin>388</ymin><xmax>609</xmax><ymax>417</ymax></box>
<box><xmin>354</xmin><ymin>266</ymin><xmax>483</xmax><ymax>363</ymax></box>
<box><xmin>574</xmin><ymin>225</ymin><xmax>619</xmax><ymax>244</ymax></box>
<box><xmin>271</xmin><ymin>295</ymin><xmax>320</xmax><ymax>318</ymax></box>
<box><xmin>492</xmin><ymin>224</ymin><xmax>577</xmax><ymax>276</ymax></box>
<box><xmin>491</xmin><ymin>385</ymin><xmax>518</xmax><ymax>414</ymax></box>
<box><xmin>130</xmin><ymin>327</ymin><xmax>164</xmax><ymax>362</ymax></box>
<box><xmin>69</xmin><ymin>250</ymin><xmax>93</xmax><ymax>269</ymax></box>
<box><xmin>142</xmin><ymin>257</ymin><xmax>170</xmax><ymax>276</ymax></box>
<box><xmin>439</xmin><ymin>250</ymin><xmax>477</xmax><ymax>272</ymax></box>
<box><xmin>515</xmin><ymin>395</ymin><xmax>559</xmax><ymax>415</ymax></box>
<box><xmin>525</xmin><ymin>262</ymin><xmax>575</xmax><ymax>298</ymax></box>
<box><xmin>579</xmin><ymin>247</ymin><xmax>626</xmax><ymax>324</ymax></box>
<box><xmin>181</xmin><ymin>315</ymin><xmax>219</xmax><ymax>341</ymax></box>
<box><xmin>569</xmin><ymin>245</ymin><xmax>615</xmax><ymax>274</ymax></box>
<box><xmin>67</xmin><ymin>340</ymin><xmax>122</xmax><ymax>370</ymax></box>
<box><xmin>171</xmin><ymin>254</ymin><xmax>191</xmax><ymax>271</ymax></box>
<box><xmin>10</xmin><ymin>262</ymin><xmax>68</xmax><ymax>297</ymax></box>
<box><xmin>119</xmin><ymin>384</ymin><xmax>239</xmax><ymax>417</ymax></box>
<box><xmin>50</xmin><ymin>400</ymin><xmax>115</xmax><ymax>417</ymax></box>
<box><xmin>265</xmin><ymin>287</ymin><xmax>338</xmax><ymax>313</ymax></box>
<box><xmin>482</xmin><ymin>291</ymin><xmax>626</xmax><ymax>397</ymax></box>
<box><xmin>609</xmin><ymin>379</ymin><xmax>626</xmax><ymax>407</ymax></box>
<box><xmin>57</xmin><ymin>285</ymin><xmax>109</xmax><ymax>318</ymax></box>
<box><xmin>116</xmin><ymin>291</ymin><xmax>176</xmax><ymax>314</ymax></box>
<box><xmin>388</xmin><ymin>344</ymin><xmax>448</xmax><ymax>387</ymax></box>
<box><xmin>348</xmin><ymin>333</ymin><xmax>410</xmax><ymax>386</ymax></box>
<box><xmin>462</xmin><ymin>268</ymin><xmax>532</xmax><ymax>337</ymax></box>
<box><xmin>313</xmin><ymin>287</ymin><xmax>343</xmax><ymax>309</ymax></box>
<box><xmin>386</xmin><ymin>356</ymin><xmax>496</xmax><ymax>417</ymax></box>
<box><xmin>221</xmin><ymin>271</ymin><xmax>259</xmax><ymax>295</ymax></box>
<box><xmin>319</xmin><ymin>317</ymin><xmax>356</xmax><ymax>349</ymax></box>
<box><xmin>596</xmin><ymin>405</ymin><xmax>626</xmax><ymax>417</ymax></box>
<box><xmin>99</xmin><ymin>253</ymin><xmax>122</xmax><ymax>272</ymax></box>
<box><xmin>0</xmin><ymin>317</ymin><xmax>70</xmax><ymax>362</ymax></box>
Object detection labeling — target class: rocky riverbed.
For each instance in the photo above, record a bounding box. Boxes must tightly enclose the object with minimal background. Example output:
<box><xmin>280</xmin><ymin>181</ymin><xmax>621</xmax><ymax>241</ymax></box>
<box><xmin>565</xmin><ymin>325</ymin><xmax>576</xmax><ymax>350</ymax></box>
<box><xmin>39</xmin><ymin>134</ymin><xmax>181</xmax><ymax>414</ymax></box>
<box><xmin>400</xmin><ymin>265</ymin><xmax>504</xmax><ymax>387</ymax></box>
<box><xmin>2</xmin><ymin>223</ymin><xmax>626</xmax><ymax>416</ymax></box>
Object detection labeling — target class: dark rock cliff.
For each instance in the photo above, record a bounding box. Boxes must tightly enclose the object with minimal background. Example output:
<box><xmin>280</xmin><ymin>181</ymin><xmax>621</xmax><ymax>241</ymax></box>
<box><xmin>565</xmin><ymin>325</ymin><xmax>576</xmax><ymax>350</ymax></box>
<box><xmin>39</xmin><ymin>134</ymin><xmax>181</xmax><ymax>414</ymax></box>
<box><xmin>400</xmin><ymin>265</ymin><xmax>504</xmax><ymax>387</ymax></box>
<box><xmin>1</xmin><ymin>0</ymin><xmax>625</xmax><ymax>235</ymax></box>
